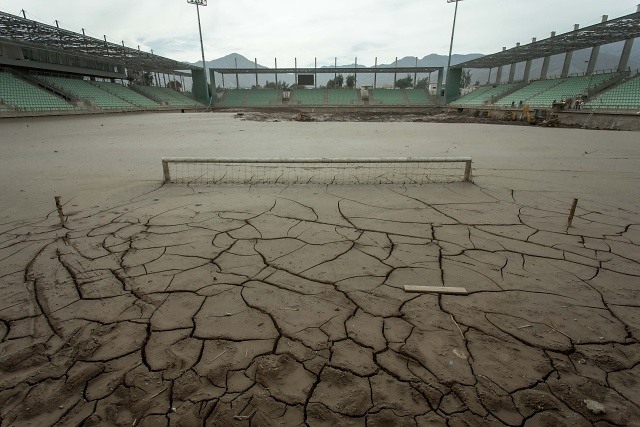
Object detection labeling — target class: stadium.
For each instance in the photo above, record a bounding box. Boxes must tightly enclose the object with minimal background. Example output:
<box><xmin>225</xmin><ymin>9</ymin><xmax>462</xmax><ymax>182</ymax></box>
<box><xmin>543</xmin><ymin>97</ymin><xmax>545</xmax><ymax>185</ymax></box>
<box><xmin>0</xmin><ymin>3</ymin><xmax>639</xmax><ymax>426</ymax></box>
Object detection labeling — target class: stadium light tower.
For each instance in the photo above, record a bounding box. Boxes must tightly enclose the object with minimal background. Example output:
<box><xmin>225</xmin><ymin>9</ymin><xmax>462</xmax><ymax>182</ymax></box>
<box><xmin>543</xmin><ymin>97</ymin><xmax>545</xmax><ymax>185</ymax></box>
<box><xmin>446</xmin><ymin>0</ymin><xmax>463</xmax><ymax>87</ymax></box>
<box><xmin>187</xmin><ymin>0</ymin><xmax>210</xmax><ymax>98</ymax></box>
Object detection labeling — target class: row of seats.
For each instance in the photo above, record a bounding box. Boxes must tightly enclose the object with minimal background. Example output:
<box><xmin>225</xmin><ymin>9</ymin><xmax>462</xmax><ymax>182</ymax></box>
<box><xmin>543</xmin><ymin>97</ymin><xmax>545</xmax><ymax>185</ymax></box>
<box><xmin>327</xmin><ymin>89</ymin><xmax>358</xmax><ymax>105</ymax></box>
<box><xmin>289</xmin><ymin>89</ymin><xmax>325</xmax><ymax>105</ymax></box>
<box><xmin>449</xmin><ymin>83</ymin><xmax>519</xmax><ymax>107</ymax></box>
<box><xmin>452</xmin><ymin>72</ymin><xmax>636</xmax><ymax>110</ymax></box>
<box><xmin>92</xmin><ymin>81</ymin><xmax>161</xmax><ymax>109</ymax></box>
<box><xmin>216</xmin><ymin>88</ymin><xmax>435</xmax><ymax>107</ymax></box>
<box><xmin>586</xmin><ymin>74</ymin><xmax>640</xmax><ymax>109</ymax></box>
<box><xmin>405</xmin><ymin>89</ymin><xmax>434</xmax><ymax>106</ymax></box>
<box><xmin>0</xmin><ymin>71</ymin><xmax>77</xmax><ymax>111</ymax></box>
<box><xmin>132</xmin><ymin>85</ymin><xmax>204</xmax><ymax>107</ymax></box>
<box><xmin>494</xmin><ymin>79</ymin><xmax>563</xmax><ymax>107</ymax></box>
<box><xmin>0</xmin><ymin>72</ymin><xmax>204</xmax><ymax>113</ymax></box>
<box><xmin>523</xmin><ymin>73</ymin><xmax>619</xmax><ymax>107</ymax></box>
<box><xmin>39</xmin><ymin>76</ymin><xmax>136</xmax><ymax>110</ymax></box>
<box><xmin>246</xmin><ymin>89</ymin><xmax>281</xmax><ymax>106</ymax></box>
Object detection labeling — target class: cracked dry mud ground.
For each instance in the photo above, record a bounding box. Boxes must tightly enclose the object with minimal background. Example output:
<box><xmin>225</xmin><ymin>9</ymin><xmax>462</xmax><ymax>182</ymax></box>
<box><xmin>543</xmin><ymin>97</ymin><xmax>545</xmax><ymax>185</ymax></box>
<box><xmin>1</xmin><ymin>180</ymin><xmax>639</xmax><ymax>427</ymax></box>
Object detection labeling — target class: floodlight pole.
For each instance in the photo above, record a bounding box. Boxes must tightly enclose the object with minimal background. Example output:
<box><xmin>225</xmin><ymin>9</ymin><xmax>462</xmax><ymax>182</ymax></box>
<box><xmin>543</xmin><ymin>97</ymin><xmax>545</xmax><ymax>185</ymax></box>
<box><xmin>445</xmin><ymin>0</ymin><xmax>462</xmax><ymax>101</ymax></box>
<box><xmin>188</xmin><ymin>0</ymin><xmax>210</xmax><ymax>98</ymax></box>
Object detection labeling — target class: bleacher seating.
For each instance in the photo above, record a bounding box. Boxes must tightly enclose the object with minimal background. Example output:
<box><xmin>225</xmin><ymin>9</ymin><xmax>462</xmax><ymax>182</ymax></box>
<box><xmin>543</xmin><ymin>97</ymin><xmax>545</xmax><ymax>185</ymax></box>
<box><xmin>132</xmin><ymin>85</ymin><xmax>204</xmax><ymax>108</ymax></box>
<box><xmin>405</xmin><ymin>89</ymin><xmax>434</xmax><ymax>106</ymax></box>
<box><xmin>39</xmin><ymin>76</ymin><xmax>135</xmax><ymax>110</ymax></box>
<box><xmin>290</xmin><ymin>89</ymin><xmax>325</xmax><ymax>106</ymax></box>
<box><xmin>327</xmin><ymin>89</ymin><xmax>359</xmax><ymax>105</ymax></box>
<box><xmin>92</xmin><ymin>81</ymin><xmax>160</xmax><ymax>109</ymax></box>
<box><xmin>494</xmin><ymin>79</ymin><xmax>562</xmax><ymax>107</ymax></box>
<box><xmin>245</xmin><ymin>89</ymin><xmax>281</xmax><ymax>106</ymax></box>
<box><xmin>525</xmin><ymin>73</ymin><xmax>618</xmax><ymax>107</ymax></box>
<box><xmin>216</xmin><ymin>90</ymin><xmax>247</xmax><ymax>107</ymax></box>
<box><xmin>370</xmin><ymin>89</ymin><xmax>405</xmax><ymax>105</ymax></box>
<box><xmin>0</xmin><ymin>71</ymin><xmax>77</xmax><ymax>112</ymax></box>
<box><xmin>449</xmin><ymin>83</ymin><xmax>519</xmax><ymax>107</ymax></box>
<box><xmin>585</xmin><ymin>74</ymin><xmax>640</xmax><ymax>110</ymax></box>
<box><xmin>490</xmin><ymin>73</ymin><xmax>620</xmax><ymax>108</ymax></box>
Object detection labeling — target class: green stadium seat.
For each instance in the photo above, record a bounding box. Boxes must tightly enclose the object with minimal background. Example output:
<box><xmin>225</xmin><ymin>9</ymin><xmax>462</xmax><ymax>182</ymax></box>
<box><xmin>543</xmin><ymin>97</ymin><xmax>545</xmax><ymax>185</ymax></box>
<box><xmin>37</xmin><ymin>76</ymin><xmax>136</xmax><ymax>110</ymax></box>
<box><xmin>0</xmin><ymin>71</ymin><xmax>77</xmax><ymax>112</ymax></box>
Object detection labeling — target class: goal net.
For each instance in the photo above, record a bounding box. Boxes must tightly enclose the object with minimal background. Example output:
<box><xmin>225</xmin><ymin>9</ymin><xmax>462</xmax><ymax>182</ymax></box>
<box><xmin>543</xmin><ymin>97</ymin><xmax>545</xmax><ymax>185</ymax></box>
<box><xmin>162</xmin><ymin>157</ymin><xmax>472</xmax><ymax>185</ymax></box>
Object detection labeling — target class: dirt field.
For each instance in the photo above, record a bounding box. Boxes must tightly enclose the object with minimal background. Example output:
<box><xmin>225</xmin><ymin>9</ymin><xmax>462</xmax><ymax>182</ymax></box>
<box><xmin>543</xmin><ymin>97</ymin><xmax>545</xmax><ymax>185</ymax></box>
<box><xmin>0</xmin><ymin>112</ymin><xmax>639</xmax><ymax>426</ymax></box>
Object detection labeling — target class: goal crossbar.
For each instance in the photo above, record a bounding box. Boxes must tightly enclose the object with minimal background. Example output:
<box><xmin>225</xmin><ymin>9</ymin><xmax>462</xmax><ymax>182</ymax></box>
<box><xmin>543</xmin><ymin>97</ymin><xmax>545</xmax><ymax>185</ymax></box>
<box><xmin>162</xmin><ymin>157</ymin><xmax>473</xmax><ymax>185</ymax></box>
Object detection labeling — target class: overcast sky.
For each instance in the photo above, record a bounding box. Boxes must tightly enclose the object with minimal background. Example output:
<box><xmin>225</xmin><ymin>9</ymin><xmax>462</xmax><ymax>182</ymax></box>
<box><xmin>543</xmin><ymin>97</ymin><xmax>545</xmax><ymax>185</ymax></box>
<box><xmin>1</xmin><ymin>1</ymin><xmax>639</xmax><ymax>67</ymax></box>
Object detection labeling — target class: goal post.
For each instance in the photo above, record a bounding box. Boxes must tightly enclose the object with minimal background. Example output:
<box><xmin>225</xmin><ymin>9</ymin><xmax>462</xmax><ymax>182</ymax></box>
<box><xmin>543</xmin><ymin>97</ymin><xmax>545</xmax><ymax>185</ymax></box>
<box><xmin>161</xmin><ymin>157</ymin><xmax>473</xmax><ymax>185</ymax></box>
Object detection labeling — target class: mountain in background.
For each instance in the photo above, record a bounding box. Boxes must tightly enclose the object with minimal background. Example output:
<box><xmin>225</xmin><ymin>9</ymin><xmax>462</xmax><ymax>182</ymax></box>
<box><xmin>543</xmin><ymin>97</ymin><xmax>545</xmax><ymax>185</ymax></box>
<box><xmin>196</xmin><ymin>44</ymin><xmax>638</xmax><ymax>89</ymax></box>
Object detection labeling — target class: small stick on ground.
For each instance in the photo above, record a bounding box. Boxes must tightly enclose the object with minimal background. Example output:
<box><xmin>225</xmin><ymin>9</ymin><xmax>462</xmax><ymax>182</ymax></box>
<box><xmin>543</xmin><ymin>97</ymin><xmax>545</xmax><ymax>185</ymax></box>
<box><xmin>545</xmin><ymin>320</ymin><xmax>572</xmax><ymax>340</ymax></box>
<box><xmin>450</xmin><ymin>314</ymin><xmax>466</xmax><ymax>342</ymax></box>
<box><xmin>147</xmin><ymin>387</ymin><xmax>168</xmax><ymax>400</ymax></box>
<box><xmin>54</xmin><ymin>196</ymin><xmax>66</xmax><ymax>227</ymax></box>
<box><xmin>208</xmin><ymin>349</ymin><xmax>227</xmax><ymax>363</ymax></box>
<box><xmin>566</xmin><ymin>198</ymin><xmax>578</xmax><ymax>231</ymax></box>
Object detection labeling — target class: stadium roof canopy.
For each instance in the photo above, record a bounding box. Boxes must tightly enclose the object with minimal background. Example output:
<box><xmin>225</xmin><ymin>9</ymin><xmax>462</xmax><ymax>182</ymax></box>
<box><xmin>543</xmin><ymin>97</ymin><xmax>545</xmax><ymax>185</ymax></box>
<box><xmin>212</xmin><ymin>66</ymin><xmax>442</xmax><ymax>74</ymax></box>
<box><xmin>455</xmin><ymin>10</ymin><xmax>640</xmax><ymax>69</ymax></box>
<box><xmin>0</xmin><ymin>11</ymin><xmax>198</xmax><ymax>73</ymax></box>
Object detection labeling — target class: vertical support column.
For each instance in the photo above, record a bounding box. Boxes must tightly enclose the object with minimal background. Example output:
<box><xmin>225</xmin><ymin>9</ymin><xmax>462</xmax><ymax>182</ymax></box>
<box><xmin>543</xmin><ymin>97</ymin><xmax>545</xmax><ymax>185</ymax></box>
<box><xmin>617</xmin><ymin>5</ymin><xmax>638</xmax><ymax>73</ymax></box>
<box><xmin>210</xmin><ymin>69</ymin><xmax>216</xmax><ymax>102</ymax></box>
<box><xmin>295</xmin><ymin>57</ymin><xmax>298</xmax><ymax>86</ymax></box>
<box><xmin>191</xmin><ymin>69</ymin><xmax>208</xmax><ymax>103</ymax></box>
<box><xmin>587</xmin><ymin>16</ymin><xmax>608</xmax><ymax>75</ymax></box>
<box><xmin>275</xmin><ymin>58</ymin><xmax>278</xmax><ymax>86</ymax></box>
<box><xmin>487</xmin><ymin>68</ymin><xmax>492</xmax><ymax>84</ymax></box>
<box><xmin>562</xmin><ymin>24</ymin><xmax>580</xmax><ymax>77</ymax></box>
<box><xmin>334</xmin><ymin>57</ymin><xmax>337</xmax><ymax>81</ymax></box>
<box><xmin>508</xmin><ymin>43</ymin><xmax>519</xmax><ymax>83</ymax></box>
<box><xmin>235</xmin><ymin>57</ymin><xmax>239</xmax><ymax>89</ymax></box>
<box><xmin>414</xmin><ymin>57</ymin><xmax>418</xmax><ymax>88</ymax></box>
<box><xmin>523</xmin><ymin>38</ymin><xmax>536</xmax><ymax>82</ymax></box>
<box><xmin>445</xmin><ymin>67</ymin><xmax>462</xmax><ymax>102</ymax></box>
<box><xmin>314</xmin><ymin>57</ymin><xmax>317</xmax><ymax>88</ymax></box>
<box><xmin>394</xmin><ymin>57</ymin><xmax>398</xmax><ymax>88</ymax></box>
<box><xmin>374</xmin><ymin>57</ymin><xmax>377</xmax><ymax>89</ymax></box>
<box><xmin>618</xmin><ymin>37</ymin><xmax>635</xmax><ymax>72</ymax></box>
<box><xmin>354</xmin><ymin>57</ymin><xmax>357</xmax><ymax>88</ymax></box>
<box><xmin>255</xmin><ymin>58</ymin><xmax>258</xmax><ymax>87</ymax></box>
<box><xmin>436</xmin><ymin>68</ymin><xmax>444</xmax><ymax>102</ymax></box>
<box><xmin>495</xmin><ymin>47</ymin><xmax>506</xmax><ymax>84</ymax></box>
<box><xmin>540</xmin><ymin>31</ymin><xmax>556</xmax><ymax>79</ymax></box>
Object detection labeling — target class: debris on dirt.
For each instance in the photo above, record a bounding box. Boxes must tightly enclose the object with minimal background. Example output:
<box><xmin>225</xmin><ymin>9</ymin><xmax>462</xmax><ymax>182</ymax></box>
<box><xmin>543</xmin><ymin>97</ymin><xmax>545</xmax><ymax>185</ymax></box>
<box><xmin>232</xmin><ymin>109</ymin><xmax>578</xmax><ymax>127</ymax></box>
<box><xmin>584</xmin><ymin>399</ymin><xmax>606</xmax><ymax>414</ymax></box>
<box><xmin>453</xmin><ymin>348</ymin><xmax>467</xmax><ymax>360</ymax></box>
<box><xmin>294</xmin><ymin>112</ymin><xmax>314</xmax><ymax>122</ymax></box>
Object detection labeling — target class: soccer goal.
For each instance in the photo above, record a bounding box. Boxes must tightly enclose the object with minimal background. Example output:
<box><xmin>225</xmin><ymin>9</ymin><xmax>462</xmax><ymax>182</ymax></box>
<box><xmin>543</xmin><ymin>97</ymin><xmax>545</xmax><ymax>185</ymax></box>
<box><xmin>161</xmin><ymin>157</ymin><xmax>472</xmax><ymax>185</ymax></box>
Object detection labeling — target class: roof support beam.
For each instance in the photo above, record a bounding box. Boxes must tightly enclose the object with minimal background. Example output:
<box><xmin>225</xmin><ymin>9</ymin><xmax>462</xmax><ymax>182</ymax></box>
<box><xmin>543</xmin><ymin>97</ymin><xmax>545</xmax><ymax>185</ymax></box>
<box><xmin>540</xmin><ymin>31</ymin><xmax>556</xmax><ymax>79</ymax></box>
<box><xmin>561</xmin><ymin>24</ymin><xmax>580</xmax><ymax>77</ymax></box>
<box><xmin>523</xmin><ymin>38</ymin><xmax>536</xmax><ymax>82</ymax></box>
<box><xmin>508</xmin><ymin>43</ymin><xmax>519</xmax><ymax>83</ymax></box>
<box><xmin>586</xmin><ymin>15</ymin><xmax>608</xmax><ymax>75</ymax></box>
<box><xmin>495</xmin><ymin>47</ymin><xmax>506</xmax><ymax>83</ymax></box>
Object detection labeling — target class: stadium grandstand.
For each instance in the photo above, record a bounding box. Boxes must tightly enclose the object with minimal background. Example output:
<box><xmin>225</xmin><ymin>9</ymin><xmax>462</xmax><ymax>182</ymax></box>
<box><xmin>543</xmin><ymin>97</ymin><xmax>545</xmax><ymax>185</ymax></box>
<box><xmin>448</xmin><ymin>6</ymin><xmax>640</xmax><ymax>113</ymax></box>
<box><xmin>210</xmin><ymin>64</ymin><xmax>443</xmax><ymax>110</ymax></box>
<box><xmin>1</xmin><ymin>7</ymin><xmax>639</xmax><ymax>116</ymax></box>
<box><xmin>0</xmin><ymin>10</ymin><xmax>208</xmax><ymax>117</ymax></box>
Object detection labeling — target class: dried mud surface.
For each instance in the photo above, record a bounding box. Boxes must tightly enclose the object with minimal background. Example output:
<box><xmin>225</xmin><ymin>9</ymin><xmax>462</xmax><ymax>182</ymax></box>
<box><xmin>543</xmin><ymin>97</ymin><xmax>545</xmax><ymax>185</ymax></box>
<box><xmin>0</xmin><ymin>113</ymin><xmax>639</xmax><ymax>426</ymax></box>
<box><xmin>1</xmin><ymin>181</ymin><xmax>639</xmax><ymax>426</ymax></box>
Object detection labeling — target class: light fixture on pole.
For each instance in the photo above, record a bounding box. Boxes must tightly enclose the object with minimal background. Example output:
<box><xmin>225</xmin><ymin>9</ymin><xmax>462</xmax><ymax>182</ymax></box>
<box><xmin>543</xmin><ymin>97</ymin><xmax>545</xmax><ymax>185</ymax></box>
<box><xmin>445</xmin><ymin>0</ymin><xmax>463</xmax><ymax>100</ymax></box>
<box><xmin>187</xmin><ymin>0</ymin><xmax>210</xmax><ymax>98</ymax></box>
